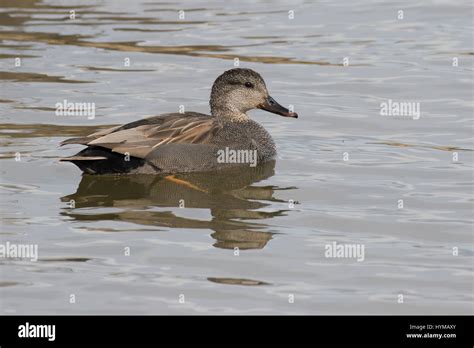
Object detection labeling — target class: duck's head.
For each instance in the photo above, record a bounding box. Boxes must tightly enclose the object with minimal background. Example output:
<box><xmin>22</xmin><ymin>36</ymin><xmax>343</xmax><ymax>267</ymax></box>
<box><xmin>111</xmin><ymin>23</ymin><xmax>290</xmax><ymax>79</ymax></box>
<box><xmin>210</xmin><ymin>68</ymin><xmax>298</xmax><ymax>121</ymax></box>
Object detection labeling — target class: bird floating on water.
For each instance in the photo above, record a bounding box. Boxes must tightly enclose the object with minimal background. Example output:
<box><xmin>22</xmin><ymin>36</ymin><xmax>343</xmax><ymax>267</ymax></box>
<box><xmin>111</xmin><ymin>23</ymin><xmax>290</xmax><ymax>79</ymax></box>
<box><xmin>60</xmin><ymin>68</ymin><xmax>297</xmax><ymax>174</ymax></box>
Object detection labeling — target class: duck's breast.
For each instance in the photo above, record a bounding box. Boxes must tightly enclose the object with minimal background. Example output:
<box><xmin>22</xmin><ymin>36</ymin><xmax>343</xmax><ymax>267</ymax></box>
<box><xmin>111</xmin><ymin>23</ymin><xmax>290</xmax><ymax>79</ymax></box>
<box><xmin>212</xmin><ymin>120</ymin><xmax>276</xmax><ymax>161</ymax></box>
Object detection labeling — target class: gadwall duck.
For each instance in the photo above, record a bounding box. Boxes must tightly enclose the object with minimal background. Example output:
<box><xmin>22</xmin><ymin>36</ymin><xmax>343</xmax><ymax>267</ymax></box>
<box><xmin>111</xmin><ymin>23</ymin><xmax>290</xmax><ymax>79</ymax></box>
<box><xmin>60</xmin><ymin>68</ymin><xmax>297</xmax><ymax>174</ymax></box>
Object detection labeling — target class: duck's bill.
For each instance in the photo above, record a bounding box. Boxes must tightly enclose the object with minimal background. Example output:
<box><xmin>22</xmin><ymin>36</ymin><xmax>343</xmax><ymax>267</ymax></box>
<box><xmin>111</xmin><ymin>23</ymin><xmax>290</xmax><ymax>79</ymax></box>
<box><xmin>258</xmin><ymin>96</ymin><xmax>298</xmax><ymax>118</ymax></box>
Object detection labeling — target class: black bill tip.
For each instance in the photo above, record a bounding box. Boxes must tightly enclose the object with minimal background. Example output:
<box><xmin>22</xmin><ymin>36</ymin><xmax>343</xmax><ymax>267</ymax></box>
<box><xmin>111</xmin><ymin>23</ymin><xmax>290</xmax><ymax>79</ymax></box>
<box><xmin>258</xmin><ymin>96</ymin><xmax>298</xmax><ymax>118</ymax></box>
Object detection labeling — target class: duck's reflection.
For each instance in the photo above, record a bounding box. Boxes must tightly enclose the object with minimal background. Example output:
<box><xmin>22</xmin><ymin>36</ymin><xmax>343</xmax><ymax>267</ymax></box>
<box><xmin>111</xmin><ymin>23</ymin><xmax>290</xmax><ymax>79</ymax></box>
<box><xmin>61</xmin><ymin>161</ymin><xmax>293</xmax><ymax>250</ymax></box>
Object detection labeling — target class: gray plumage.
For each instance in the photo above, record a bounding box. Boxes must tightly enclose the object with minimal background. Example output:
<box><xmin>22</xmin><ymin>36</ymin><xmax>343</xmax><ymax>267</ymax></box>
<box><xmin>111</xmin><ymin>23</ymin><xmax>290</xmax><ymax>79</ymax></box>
<box><xmin>60</xmin><ymin>68</ymin><xmax>297</xmax><ymax>174</ymax></box>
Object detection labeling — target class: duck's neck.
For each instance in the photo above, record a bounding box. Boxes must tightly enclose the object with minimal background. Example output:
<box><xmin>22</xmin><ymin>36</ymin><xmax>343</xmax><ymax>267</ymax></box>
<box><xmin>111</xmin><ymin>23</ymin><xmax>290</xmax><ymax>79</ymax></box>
<box><xmin>210</xmin><ymin>105</ymin><xmax>249</xmax><ymax>123</ymax></box>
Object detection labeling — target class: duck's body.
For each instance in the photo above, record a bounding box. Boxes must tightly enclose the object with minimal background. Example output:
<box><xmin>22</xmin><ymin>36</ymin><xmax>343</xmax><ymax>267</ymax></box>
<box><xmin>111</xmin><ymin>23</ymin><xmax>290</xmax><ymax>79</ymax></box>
<box><xmin>62</xmin><ymin>112</ymin><xmax>276</xmax><ymax>174</ymax></box>
<box><xmin>60</xmin><ymin>69</ymin><xmax>297</xmax><ymax>174</ymax></box>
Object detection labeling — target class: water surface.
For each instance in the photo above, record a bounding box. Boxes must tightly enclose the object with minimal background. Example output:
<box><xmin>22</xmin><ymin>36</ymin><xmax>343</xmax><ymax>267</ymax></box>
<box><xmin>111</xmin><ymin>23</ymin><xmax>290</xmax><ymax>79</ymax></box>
<box><xmin>0</xmin><ymin>0</ymin><xmax>473</xmax><ymax>314</ymax></box>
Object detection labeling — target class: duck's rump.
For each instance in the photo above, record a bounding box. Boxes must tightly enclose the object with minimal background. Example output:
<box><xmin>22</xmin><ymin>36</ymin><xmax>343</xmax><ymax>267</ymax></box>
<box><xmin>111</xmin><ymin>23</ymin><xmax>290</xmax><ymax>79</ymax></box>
<box><xmin>60</xmin><ymin>146</ymin><xmax>148</xmax><ymax>175</ymax></box>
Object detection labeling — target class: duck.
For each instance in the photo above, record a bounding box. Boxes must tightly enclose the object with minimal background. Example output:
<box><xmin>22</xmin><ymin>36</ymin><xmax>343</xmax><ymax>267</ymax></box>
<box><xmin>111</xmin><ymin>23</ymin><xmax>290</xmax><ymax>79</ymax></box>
<box><xmin>60</xmin><ymin>68</ymin><xmax>298</xmax><ymax>174</ymax></box>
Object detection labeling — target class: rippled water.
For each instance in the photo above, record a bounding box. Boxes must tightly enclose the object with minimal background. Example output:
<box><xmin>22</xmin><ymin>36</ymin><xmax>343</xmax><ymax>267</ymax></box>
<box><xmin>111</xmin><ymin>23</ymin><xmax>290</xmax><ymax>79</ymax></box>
<box><xmin>0</xmin><ymin>0</ymin><xmax>473</xmax><ymax>314</ymax></box>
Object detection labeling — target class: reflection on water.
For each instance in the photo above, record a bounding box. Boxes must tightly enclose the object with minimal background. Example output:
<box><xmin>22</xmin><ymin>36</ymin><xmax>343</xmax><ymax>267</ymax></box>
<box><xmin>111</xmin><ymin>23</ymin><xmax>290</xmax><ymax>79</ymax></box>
<box><xmin>0</xmin><ymin>71</ymin><xmax>92</xmax><ymax>83</ymax></box>
<box><xmin>207</xmin><ymin>277</ymin><xmax>271</xmax><ymax>286</ymax></box>
<box><xmin>0</xmin><ymin>123</ymin><xmax>114</xmax><ymax>139</ymax></box>
<box><xmin>0</xmin><ymin>30</ymin><xmax>336</xmax><ymax>66</ymax></box>
<box><xmin>0</xmin><ymin>0</ymin><xmax>337</xmax><ymax>66</ymax></box>
<box><xmin>61</xmin><ymin>161</ymin><xmax>291</xmax><ymax>250</ymax></box>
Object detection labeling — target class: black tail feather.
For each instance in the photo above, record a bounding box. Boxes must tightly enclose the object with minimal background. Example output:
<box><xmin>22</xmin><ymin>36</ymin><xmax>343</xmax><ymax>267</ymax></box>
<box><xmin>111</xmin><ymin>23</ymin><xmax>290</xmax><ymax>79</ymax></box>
<box><xmin>61</xmin><ymin>146</ymin><xmax>146</xmax><ymax>174</ymax></box>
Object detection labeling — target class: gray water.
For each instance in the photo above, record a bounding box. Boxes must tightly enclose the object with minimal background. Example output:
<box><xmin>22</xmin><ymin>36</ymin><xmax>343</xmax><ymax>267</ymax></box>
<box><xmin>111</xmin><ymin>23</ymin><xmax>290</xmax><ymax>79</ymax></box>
<box><xmin>0</xmin><ymin>0</ymin><xmax>473</xmax><ymax>314</ymax></box>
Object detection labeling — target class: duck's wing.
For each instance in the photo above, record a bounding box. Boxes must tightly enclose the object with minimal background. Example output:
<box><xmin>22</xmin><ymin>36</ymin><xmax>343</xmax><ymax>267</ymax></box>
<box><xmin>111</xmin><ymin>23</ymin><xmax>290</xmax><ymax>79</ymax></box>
<box><xmin>61</xmin><ymin>112</ymin><xmax>220</xmax><ymax>159</ymax></box>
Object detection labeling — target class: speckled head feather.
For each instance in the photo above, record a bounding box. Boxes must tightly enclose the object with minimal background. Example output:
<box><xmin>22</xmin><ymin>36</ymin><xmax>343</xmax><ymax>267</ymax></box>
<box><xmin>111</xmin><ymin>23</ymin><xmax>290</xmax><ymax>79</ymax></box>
<box><xmin>210</xmin><ymin>68</ymin><xmax>269</xmax><ymax>121</ymax></box>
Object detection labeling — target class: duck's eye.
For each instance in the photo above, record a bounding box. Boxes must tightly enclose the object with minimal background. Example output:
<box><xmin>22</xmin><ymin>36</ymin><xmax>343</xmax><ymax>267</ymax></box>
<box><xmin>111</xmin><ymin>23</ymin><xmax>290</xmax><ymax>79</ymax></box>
<box><xmin>244</xmin><ymin>82</ymin><xmax>254</xmax><ymax>88</ymax></box>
